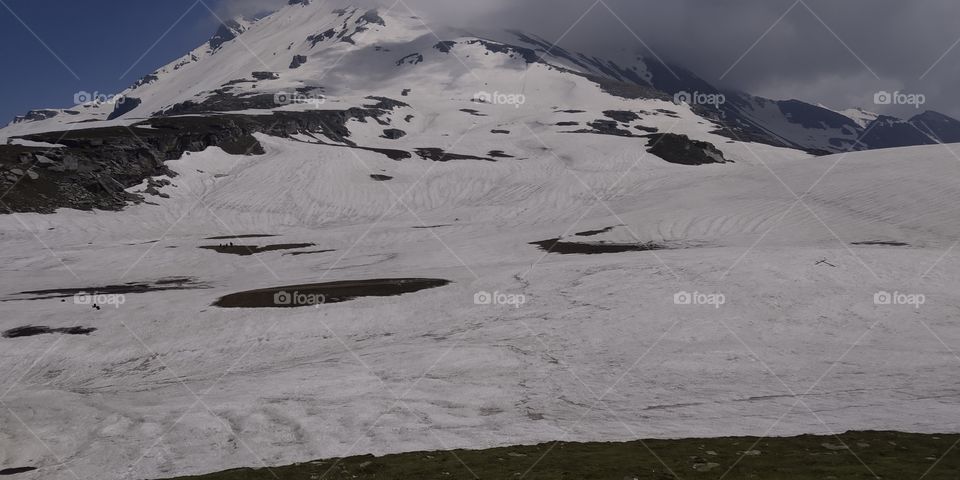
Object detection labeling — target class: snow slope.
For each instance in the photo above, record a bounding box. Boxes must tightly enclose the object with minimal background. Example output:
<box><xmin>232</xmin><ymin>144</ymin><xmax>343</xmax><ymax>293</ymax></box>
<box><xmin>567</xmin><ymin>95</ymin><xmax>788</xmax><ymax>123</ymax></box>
<box><xmin>1</xmin><ymin>127</ymin><xmax>960</xmax><ymax>479</ymax></box>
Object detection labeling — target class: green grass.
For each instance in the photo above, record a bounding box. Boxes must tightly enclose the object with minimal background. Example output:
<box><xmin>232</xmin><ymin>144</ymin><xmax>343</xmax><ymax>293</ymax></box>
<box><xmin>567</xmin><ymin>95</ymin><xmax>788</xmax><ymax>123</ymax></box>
<box><xmin>162</xmin><ymin>431</ymin><xmax>959</xmax><ymax>479</ymax></box>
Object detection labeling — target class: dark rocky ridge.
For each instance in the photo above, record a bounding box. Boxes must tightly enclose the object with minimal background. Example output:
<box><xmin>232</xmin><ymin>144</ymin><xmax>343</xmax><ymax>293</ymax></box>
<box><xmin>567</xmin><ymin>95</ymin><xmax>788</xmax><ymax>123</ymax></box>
<box><xmin>1</xmin><ymin>105</ymin><xmax>401</xmax><ymax>213</ymax></box>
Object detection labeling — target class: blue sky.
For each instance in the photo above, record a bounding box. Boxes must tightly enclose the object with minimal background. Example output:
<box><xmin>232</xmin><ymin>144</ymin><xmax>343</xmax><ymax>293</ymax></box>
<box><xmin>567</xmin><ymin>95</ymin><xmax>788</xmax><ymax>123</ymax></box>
<box><xmin>0</xmin><ymin>0</ymin><xmax>236</xmax><ymax>123</ymax></box>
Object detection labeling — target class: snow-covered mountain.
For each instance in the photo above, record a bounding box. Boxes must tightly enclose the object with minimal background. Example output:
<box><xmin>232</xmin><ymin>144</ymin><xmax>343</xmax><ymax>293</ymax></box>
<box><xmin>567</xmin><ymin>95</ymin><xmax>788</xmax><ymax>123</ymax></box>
<box><xmin>5</xmin><ymin>0</ymin><xmax>958</xmax><ymax>159</ymax></box>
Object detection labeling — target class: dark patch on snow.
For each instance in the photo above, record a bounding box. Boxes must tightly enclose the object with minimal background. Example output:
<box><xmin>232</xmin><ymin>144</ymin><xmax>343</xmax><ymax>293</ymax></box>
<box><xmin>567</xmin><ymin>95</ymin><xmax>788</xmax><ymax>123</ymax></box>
<box><xmin>370</xmin><ymin>174</ymin><xmax>393</xmax><ymax>181</ymax></box>
<box><xmin>647</xmin><ymin>134</ymin><xmax>728</xmax><ymax>166</ymax></box>
<box><xmin>460</xmin><ymin>109</ymin><xmax>486</xmax><ymax>117</ymax></box>
<box><xmin>571</xmin><ymin>119</ymin><xmax>638</xmax><ymax>137</ymax></box>
<box><xmin>556</xmin><ymin>121</ymin><xmax>579</xmax><ymax>126</ymax></box>
<box><xmin>289</xmin><ymin>55</ymin><xmax>308</xmax><ymax>69</ymax></box>
<box><xmin>381</xmin><ymin>129</ymin><xmax>406</xmax><ymax>140</ymax></box>
<box><xmin>364</xmin><ymin>96</ymin><xmax>408</xmax><ymax>110</ymax></box>
<box><xmin>635</xmin><ymin>125</ymin><xmax>659</xmax><ymax>133</ymax></box>
<box><xmin>213</xmin><ymin>278</ymin><xmax>451</xmax><ymax>308</ymax></box>
<box><xmin>308</xmin><ymin>28</ymin><xmax>337</xmax><ymax>47</ymax></box>
<box><xmin>0</xmin><ymin>467</ymin><xmax>38</xmax><ymax>475</ymax></box>
<box><xmin>11</xmin><ymin>278</ymin><xmax>208</xmax><ymax>301</ymax></box>
<box><xmin>222</xmin><ymin>78</ymin><xmax>255</xmax><ymax>86</ymax></box>
<box><xmin>358</xmin><ymin>9</ymin><xmax>385</xmax><ymax>26</ymax></box>
<box><xmin>3</xmin><ymin>326</ymin><xmax>96</xmax><ymax>339</ymax></box>
<box><xmin>852</xmin><ymin>241</ymin><xmax>910</xmax><ymax>247</ymax></box>
<box><xmin>575</xmin><ymin>226</ymin><xmax>616</xmax><ymax>237</ymax></box>
<box><xmin>133</xmin><ymin>74</ymin><xmax>159</xmax><ymax>89</ymax></box>
<box><xmin>531</xmin><ymin>238</ymin><xmax>665</xmax><ymax>255</ymax></box>
<box><xmin>397</xmin><ymin>53</ymin><xmax>424</xmax><ymax>66</ymax></box>
<box><xmin>205</xmin><ymin>234</ymin><xmax>277</xmax><ymax>240</ymax></box>
<box><xmin>252</xmin><ymin>71</ymin><xmax>279</xmax><ymax>81</ymax></box>
<box><xmin>414</xmin><ymin>148</ymin><xmax>496</xmax><ymax>162</ymax></box>
<box><xmin>434</xmin><ymin>41</ymin><xmax>456</xmax><ymax>53</ymax></box>
<box><xmin>200</xmin><ymin>243</ymin><xmax>315</xmax><ymax>256</ymax></box>
<box><xmin>557</xmin><ymin>109</ymin><xmax>586</xmax><ymax>114</ymax></box>
<box><xmin>603</xmin><ymin>110</ymin><xmax>640</xmax><ymax>123</ymax></box>
<box><xmin>284</xmin><ymin>249</ymin><xmax>335</xmax><ymax>256</ymax></box>
<box><xmin>401</xmin><ymin>88</ymin><xmax>411</xmax><ymax>96</ymax></box>
<box><xmin>488</xmin><ymin>150</ymin><xmax>514</xmax><ymax>158</ymax></box>
<box><xmin>491</xmin><ymin>129</ymin><xmax>510</xmax><ymax>134</ymax></box>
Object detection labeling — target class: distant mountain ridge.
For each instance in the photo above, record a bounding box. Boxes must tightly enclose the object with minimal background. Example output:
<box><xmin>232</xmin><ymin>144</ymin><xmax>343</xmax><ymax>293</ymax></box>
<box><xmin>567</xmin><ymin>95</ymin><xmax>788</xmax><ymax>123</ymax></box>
<box><xmin>6</xmin><ymin>1</ymin><xmax>959</xmax><ymax>155</ymax></box>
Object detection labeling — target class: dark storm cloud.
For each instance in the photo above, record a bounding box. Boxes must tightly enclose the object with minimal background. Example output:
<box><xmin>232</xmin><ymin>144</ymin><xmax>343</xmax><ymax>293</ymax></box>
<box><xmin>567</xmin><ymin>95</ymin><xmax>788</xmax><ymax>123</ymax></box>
<box><xmin>223</xmin><ymin>0</ymin><xmax>960</xmax><ymax>117</ymax></box>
